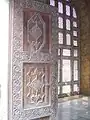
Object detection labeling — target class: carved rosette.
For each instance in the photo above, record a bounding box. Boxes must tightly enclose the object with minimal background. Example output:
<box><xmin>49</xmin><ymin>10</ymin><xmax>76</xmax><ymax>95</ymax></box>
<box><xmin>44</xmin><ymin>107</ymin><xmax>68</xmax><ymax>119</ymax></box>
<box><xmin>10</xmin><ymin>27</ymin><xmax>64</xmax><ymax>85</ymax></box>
<box><xmin>23</xmin><ymin>63</ymin><xmax>50</xmax><ymax>108</ymax></box>
<box><xmin>27</xmin><ymin>13</ymin><xmax>46</xmax><ymax>55</ymax></box>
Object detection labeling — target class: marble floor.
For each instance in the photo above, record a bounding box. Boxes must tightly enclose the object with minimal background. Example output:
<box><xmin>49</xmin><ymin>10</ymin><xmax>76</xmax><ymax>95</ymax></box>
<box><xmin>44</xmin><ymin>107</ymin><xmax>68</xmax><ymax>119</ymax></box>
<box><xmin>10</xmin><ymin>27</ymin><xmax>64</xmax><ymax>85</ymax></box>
<box><xmin>57</xmin><ymin>97</ymin><xmax>90</xmax><ymax>120</ymax></box>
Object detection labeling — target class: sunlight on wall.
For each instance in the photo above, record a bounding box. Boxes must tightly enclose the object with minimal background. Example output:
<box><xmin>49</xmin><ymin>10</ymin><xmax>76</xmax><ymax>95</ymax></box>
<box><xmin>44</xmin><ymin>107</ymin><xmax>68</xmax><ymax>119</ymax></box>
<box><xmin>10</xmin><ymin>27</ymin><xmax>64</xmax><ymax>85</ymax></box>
<box><xmin>0</xmin><ymin>0</ymin><xmax>9</xmax><ymax>120</ymax></box>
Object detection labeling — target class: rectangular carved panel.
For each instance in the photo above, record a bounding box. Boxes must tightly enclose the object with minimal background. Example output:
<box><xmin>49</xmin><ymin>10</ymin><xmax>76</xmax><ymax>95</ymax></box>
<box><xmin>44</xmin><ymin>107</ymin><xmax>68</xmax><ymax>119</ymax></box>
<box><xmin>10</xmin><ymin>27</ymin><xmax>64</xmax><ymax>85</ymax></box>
<box><xmin>23</xmin><ymin>63</ymin><xmax>51</xmax><ymax>108</ymax></box>
<box><xmin>23</xmin><ymin>9</ymin><xmax>51</xmax><ymax>53</ymax></box>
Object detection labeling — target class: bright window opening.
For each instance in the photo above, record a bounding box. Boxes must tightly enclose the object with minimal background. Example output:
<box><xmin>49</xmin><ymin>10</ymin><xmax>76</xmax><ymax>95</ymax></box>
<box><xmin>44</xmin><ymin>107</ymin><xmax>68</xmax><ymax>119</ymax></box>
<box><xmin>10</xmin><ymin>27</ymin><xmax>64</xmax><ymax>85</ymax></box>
<box><xmin>50</xmin><ymin>0</ymin><xmax>80</xmax><ymax>98</ymax></box>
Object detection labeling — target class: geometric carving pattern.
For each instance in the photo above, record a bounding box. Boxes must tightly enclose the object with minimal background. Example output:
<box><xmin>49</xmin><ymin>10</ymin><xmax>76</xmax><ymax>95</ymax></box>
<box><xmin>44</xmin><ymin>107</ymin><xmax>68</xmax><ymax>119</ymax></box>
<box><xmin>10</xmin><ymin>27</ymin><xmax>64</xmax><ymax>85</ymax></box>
<box><xmin>23</xmin><ymin>10</ymin><xmax>51</xmax><ymax>53</ymax></box>
<box><xmin>23</xmin><ymin>63</ymin><xmax>50</xmax><ymax>108</ymax></box>
<box><xmin>27</xmin><ymin>13</ymin><xmax>46</xmax><ymax>54</ymax></box>
<box><xmin>29</xmin><ymin>21</ymin><xmax>42</xmax><ymax>41</ymax></box>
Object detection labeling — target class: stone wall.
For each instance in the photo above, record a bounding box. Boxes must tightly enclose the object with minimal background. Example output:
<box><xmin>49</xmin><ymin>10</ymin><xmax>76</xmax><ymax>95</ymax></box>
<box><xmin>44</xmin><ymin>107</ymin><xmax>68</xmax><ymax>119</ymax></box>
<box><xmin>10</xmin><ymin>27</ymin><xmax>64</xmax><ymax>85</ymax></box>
<box><xmin>72</xmin><ymin>0</ymin><xmax>90</xmax><ymax>95</ymax></box>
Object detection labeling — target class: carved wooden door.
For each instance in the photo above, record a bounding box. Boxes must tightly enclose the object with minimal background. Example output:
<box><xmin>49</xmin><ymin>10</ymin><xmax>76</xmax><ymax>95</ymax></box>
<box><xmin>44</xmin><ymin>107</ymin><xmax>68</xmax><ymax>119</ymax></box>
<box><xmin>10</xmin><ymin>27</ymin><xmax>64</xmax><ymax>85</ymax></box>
<box><xmin>9</xmin><ymin>0</ymin><xmax>58</xmax><ymax>120</ymax></box>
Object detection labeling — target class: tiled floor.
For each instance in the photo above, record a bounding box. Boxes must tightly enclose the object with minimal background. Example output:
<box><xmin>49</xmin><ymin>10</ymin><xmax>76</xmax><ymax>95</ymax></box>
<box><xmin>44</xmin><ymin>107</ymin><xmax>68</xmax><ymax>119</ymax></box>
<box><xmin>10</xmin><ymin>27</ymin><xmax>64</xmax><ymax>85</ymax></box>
<box><xmin>57</xmin><ymin>97</ymin><xmax>90</xmax><ymax>120</ymax></box>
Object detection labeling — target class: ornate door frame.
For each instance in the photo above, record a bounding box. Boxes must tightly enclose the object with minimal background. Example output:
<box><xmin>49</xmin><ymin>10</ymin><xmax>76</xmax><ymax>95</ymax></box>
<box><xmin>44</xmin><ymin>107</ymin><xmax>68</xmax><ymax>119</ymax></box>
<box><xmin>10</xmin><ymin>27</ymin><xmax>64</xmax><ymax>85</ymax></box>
<box><xmin>8</xmin><ymin>0</ymin><xmax>58</xmax><ymax>120</ymax></box>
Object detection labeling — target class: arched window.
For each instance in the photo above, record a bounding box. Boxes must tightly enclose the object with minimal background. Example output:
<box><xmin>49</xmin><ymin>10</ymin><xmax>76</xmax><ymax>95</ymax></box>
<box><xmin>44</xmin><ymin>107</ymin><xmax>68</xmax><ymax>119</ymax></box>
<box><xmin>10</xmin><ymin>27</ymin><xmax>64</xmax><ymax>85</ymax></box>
<box><xmin>50</xmin><ymin>0</ymin><xmax>80</xmax><ymax>98</ymax></box>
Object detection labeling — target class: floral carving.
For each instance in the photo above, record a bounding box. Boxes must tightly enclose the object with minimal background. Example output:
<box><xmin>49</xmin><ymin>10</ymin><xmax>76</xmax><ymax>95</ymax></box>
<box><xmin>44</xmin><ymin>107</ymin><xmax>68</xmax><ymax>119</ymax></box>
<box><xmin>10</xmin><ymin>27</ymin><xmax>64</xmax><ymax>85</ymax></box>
<box><xmin>26</xmin><ymin>67</ymin><xmax>45</xmax><ymax>104</ymax></box>
<box><xmin>24</xmin><ymin>64</ymin><xmax>50</xmax><ymax>107</ymax></box>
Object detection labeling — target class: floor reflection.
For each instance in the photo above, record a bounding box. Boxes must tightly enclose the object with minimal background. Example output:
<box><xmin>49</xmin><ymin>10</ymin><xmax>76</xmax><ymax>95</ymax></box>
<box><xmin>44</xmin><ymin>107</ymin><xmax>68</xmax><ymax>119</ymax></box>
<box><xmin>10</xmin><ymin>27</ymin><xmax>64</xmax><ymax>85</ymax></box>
<box><xmin>57</xmin><ymin>97</ymin><xmax>90</xmax><ymax>120</ymax></box>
